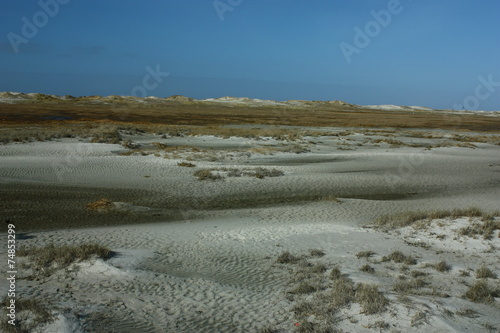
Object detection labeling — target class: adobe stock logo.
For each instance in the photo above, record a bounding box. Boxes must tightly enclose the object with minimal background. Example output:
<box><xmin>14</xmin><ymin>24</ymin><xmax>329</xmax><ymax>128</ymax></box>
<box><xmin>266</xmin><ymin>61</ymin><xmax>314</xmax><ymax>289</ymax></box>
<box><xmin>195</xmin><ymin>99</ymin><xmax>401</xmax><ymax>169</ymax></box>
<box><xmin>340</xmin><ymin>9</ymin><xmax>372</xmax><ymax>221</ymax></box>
<box><xmin>453</xmin><ymin>74</ymin><xmax>500</xmax><ymax>111</ymax></box>
<box><xmin>340</xmin><ymin>0</ymin><xmax>404</xmax><ymax>64</ymax></box>
<box><xmin>7</xmin><ymin>0</ymin><xmax>71</xmax><ymax>54</ymax></box>
<box><xmin>127</xmin><ymin>65</ymin><xmax>170</xmax><ymax>98</ymax></box>
<box><xmin>213</xmin><ymin>0</ymin><xmax>243</xmax><ymax>21</ymax></box>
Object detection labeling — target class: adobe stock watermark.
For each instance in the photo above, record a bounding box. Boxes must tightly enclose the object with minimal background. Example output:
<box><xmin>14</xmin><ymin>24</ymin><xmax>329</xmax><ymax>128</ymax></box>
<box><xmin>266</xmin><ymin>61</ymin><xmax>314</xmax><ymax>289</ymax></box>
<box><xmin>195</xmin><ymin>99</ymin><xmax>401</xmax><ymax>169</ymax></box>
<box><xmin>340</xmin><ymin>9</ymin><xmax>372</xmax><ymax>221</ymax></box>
<box><xmin>453</xmin><ymin>74</ymin><xmax>500</xmax><ymax>111</ymax></box>
<box><xmin>213</xmin><ymin>0</ymin><xmax>243</xmax><ymax>21</ymax></box>
<box><xmin>114</xmin><ymin>64</ymin><xmax>169</xmax><ymax>121</ymax></box>
<box><xmin>340</xmin><ymin>0</ymin><xmax>405</xmax><ymax>64</ymax></box>
<box><xmin>127</xmin><ymin>64</ymin><xmax>170</xmax><ymax>98</ymax></box>
<box><xmin>7</xmin><ymin>0</ymin><xmax>71</xmax><ymax>54</ymax></box>
<box><xmin>383</xmin><ymin>150</ymin><xmax>429</xmax><ymax>190</ymax></box>
<box><xmin>51</xmin><ymin>142</ymin><xmax>93</xmax><ymax>182</ymax></box>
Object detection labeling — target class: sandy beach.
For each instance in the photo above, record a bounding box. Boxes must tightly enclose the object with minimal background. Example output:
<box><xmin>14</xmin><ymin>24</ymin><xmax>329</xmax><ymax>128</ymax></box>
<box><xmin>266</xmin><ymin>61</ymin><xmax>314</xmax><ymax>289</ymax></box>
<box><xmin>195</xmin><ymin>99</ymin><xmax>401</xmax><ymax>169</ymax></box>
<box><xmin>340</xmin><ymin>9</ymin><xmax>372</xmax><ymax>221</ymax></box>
<box><xmin>1</xmin><ymin>96</ymin><xmax>499</xmax><ymax>332</ymax></box>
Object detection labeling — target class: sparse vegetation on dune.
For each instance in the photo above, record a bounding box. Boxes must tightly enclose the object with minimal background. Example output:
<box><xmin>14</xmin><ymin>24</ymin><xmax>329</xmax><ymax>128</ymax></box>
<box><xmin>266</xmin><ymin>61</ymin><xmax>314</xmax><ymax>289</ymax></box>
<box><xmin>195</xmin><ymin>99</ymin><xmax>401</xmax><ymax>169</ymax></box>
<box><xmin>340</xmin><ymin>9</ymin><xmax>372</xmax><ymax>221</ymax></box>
<box><xmin>375</xmin><ymin>208</ymin><xmax>500</xmax><ymax>234</ymax></box>
<box><xmin>277</xmin><ymin>250</ymin><xmax>395</xmax><ymax>331</ymax></box>
<box><xmin>279</xmin><ymin>243</ymin><xmax>497</xmax><ymax>330</ymax></box>
<box><xmin>193</xmin><ymin>167</ymin><xmax>284</xmax><ymax>181</ymax></box>
<box><xmin>459</xmin><ymin>218</ymin><xmax>500</xmax><ymax>240</ymax></box>
<box><xmin>382</xmin><ymin>251</ymin><xmax>417</xmax><ymax>265</ymax></box>
<box><xmin>18</xmin><ymin>243</ymin><xmax>113</xmax><ymax>275</ymax></box>
<box><xmin>355</xmin><ymin>283</ymin><xmax>389</xmax><ymax>315</ymax></box>
<box><xmin>1</xmin><ymin>298</ymin><xmax>54</xmax><ymax>333</ymax></box>
<box><xmin>464</xmin><ymin>281</ymin><xmax>499</xmax><ymax>303</ymax></box>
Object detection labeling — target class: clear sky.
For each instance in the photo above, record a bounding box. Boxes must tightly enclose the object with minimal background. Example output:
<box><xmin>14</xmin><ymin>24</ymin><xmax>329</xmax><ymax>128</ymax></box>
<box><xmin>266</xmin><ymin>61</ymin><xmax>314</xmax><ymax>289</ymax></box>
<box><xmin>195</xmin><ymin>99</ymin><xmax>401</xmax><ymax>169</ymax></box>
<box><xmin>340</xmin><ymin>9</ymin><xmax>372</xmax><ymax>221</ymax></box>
<box><xmin>1</xmin><ymin>0</ymin><xmax>499</xmax><ymax>110</ymax></box>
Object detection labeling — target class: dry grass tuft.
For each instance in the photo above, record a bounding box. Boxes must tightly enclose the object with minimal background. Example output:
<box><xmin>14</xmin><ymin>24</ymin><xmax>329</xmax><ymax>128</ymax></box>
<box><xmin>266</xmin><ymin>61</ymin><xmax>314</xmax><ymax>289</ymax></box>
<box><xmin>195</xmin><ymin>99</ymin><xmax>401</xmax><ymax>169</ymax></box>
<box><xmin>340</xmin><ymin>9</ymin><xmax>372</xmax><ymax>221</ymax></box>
<box><xmin>382</xmin><ymin>251</ymin><xmax>417</xmax><ymax>265</ymax></box>
<box><xmin>331</xmin><ymin>277</ymin><xmax>356</xmax><ymax>307</ymax></box>
<box><xmin>308</xmin><ymin>249</ymin><xmax>326</xmax><ymax>257</ymax></box>
<box><xmin>434</xmin><ymin>261</ymin><xmax>452</xmax><ymax>272</ymax></box>
<box><xmin>410</xmin><ymin>270</ymin><xmax>428</xmax><ymax>278</ymax></box>
<box><xmin>292</xmin><ymin>300</ymin><xmax>316</xmax><ymax>316</ymax></box>
<box><xmin>291</xmin><ymin>282</ymin><xmax>319</xmax><ymax>294</ymax></box>
<box><xmin>360</xmin><ymin>264</ymin><xmax>375</xmax><ymax>274</ymax></box>
<box><xmin>1</xmin><ymin>298</ymin><xmax>54</xmax><ymax>333</ymax></box>
<box><xmin>276</xmin><ymin>251</ymin><xmax>300</xmax><ymax>264</ymax></box>
<box><xmin>356</xmin><ymin>250</ymin><xmax>376</xmax><ymax>259</ymax></box>
<box><xmin>475</xmin><ymin>266</ymin><xmax>497</xmax><ymax>279</ymax></box>
<box><xmin>464</xmin><ymin>281</ymin><xmax>498</xmax><ymax>303</ymax></box>
<box><xmin>177</xmin><ymin>162</ymin><xmax>196</xmax><ymax>167</ymax></box>
<box><xmin>85</xmin><ymin>198</ymin><xmax>114</xmax><ymax>211</ymax></box>
<box><xmin>393</xmin><ymin>278</ymin><xmax>428</xmax><ymax>294</ymax></box>
<box><xmin>375</xmin><ymin>211</ymin><xmax>431</xmax><ymax>229</ymax></box>
<box><xmin>355</xmin><ymin>283</ymin><xmax>388</xmax><ymax>314</ymax></box>
<box><xmin>193</xmin><ymin>169</ymin><xmax>223</xmax><ymax>181</ymax></box>
<box><xmin>18</xmin><ymin>243</ymin><xmax>113</xmax><ymax>274</ymax></box>
<box><xmin>309</xmin><ymin>263</ymin><xmax>328</xmax><ymax>274</ymax></box>
<box><xmin>329</xmin><ymin>267</ymin><xmax>343</xmax><ymax>280</ymax></box>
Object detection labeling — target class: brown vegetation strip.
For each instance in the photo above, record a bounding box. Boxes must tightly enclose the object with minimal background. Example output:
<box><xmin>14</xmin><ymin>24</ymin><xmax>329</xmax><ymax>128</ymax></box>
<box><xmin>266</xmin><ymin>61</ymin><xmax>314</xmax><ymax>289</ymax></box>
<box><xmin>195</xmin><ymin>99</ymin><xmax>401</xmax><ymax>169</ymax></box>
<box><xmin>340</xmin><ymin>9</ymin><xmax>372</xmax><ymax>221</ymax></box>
<box><xmin>1</xmin><ymin>102</ymin><xmax>499</xmax><ymax>132</ymax></box>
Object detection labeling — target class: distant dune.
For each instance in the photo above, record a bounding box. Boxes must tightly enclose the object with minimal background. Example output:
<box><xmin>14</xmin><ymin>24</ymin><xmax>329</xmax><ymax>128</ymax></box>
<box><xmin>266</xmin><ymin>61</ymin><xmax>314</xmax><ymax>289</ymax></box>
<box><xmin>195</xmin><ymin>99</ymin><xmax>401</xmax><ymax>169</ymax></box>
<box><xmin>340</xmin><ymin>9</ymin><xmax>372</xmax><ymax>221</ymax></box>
<box><xmin>4</xmin><ymin>91</ymin><xmax>496</xmax><ymax>114</ymax></box>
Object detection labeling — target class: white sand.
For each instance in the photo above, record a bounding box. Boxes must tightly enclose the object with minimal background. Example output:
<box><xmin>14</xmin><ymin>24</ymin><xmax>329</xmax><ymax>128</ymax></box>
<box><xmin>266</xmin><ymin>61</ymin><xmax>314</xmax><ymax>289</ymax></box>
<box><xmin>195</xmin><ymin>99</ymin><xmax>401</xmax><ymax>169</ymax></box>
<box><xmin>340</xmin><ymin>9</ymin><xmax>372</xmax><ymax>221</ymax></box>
<box><xmin>0</xmin><ymin>128</ymin><xmax>499</xmax><ymax>332</ymax></box>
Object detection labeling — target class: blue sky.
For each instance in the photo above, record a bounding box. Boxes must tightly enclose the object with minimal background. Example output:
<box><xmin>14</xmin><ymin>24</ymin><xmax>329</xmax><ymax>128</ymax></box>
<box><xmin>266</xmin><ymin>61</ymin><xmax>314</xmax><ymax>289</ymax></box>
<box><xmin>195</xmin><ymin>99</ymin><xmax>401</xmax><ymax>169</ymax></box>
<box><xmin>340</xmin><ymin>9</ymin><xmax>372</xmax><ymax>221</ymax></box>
<box><xmin>1</xmin><ymin>0</ymin><xmax>499</xmax><ymax>110</ymax></box>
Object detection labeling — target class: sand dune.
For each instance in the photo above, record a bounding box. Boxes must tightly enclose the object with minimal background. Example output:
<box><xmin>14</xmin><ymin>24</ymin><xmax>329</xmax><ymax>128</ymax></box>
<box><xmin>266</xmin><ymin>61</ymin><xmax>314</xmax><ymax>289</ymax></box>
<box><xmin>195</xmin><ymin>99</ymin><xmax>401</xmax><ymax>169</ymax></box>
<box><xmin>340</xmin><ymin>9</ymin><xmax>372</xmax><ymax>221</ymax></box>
<box><xmin>1</xmin><ymin>125</ymin><xmax>499</xmax><ymax>332</ymax></box>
